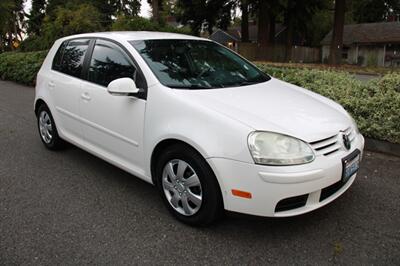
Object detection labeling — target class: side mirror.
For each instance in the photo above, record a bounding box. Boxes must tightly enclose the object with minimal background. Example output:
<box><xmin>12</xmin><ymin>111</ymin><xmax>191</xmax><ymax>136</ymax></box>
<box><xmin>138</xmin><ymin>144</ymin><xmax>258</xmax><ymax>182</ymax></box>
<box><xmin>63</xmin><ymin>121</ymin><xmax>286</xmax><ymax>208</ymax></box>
<box><xmin>107</xmin><ymin>78</ymin><xmax>139</xmax><ymax>96</ymax></box>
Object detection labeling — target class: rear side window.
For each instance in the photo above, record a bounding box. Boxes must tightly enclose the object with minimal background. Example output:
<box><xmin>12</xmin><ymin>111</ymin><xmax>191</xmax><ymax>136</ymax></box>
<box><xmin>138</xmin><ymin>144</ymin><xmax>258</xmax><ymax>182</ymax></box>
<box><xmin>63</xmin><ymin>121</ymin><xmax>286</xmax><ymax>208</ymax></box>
<box><xmin>87</xmin><ymin>39</ymin><xmax>137</xmax><ymax>87</ymax></box>
<box><xmin>58</xmin><ymin>39</ymin><xmax>90</xmax><ymax>78</ymax></box>
<box><xmin>52</xmin><ymin>41</ymin><xmax>67</xmax><ymax>71</ymax></box>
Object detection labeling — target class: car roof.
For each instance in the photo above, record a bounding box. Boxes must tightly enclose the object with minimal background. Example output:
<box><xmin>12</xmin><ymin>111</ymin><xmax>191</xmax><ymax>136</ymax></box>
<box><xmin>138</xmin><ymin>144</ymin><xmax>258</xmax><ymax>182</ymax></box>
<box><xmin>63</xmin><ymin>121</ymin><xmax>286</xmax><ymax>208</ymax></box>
<box><xmin>58</xmin><ymin>31</ymin><xmax>208</xmax><ymax>43</ymax></box>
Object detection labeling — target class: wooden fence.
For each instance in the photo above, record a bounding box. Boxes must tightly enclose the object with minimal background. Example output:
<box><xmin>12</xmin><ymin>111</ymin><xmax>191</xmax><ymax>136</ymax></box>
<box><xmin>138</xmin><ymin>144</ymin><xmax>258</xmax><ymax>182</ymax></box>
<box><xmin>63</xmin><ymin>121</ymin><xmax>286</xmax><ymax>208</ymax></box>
<box><xmin>237</xmin><ymin>43</ymin><xmax>321</xmax><ymax>63</ymax></box>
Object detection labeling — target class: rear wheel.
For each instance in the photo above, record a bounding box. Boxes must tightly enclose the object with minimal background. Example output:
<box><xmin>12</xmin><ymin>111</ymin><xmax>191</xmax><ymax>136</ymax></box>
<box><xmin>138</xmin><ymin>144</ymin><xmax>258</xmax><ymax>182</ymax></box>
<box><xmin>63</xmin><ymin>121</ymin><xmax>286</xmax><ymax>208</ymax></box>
<box><xmin>37</xmin><ymin>104</ymin><xmax>64</xmax><ymax>150</ymax></box>
<box><xmin>155</xmin><ymin>144</ymin><xmax>223</xmax><ymax>226</ymax></box>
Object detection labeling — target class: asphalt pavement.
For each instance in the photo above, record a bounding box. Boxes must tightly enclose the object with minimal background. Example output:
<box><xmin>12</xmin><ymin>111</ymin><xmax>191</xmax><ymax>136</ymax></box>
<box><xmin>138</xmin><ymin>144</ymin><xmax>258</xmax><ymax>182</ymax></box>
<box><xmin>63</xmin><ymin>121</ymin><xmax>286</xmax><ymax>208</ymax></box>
<box><xmin>0</xmin><ymin>80</ymin><xmax>399</xmax><ymax>265</ymax></box>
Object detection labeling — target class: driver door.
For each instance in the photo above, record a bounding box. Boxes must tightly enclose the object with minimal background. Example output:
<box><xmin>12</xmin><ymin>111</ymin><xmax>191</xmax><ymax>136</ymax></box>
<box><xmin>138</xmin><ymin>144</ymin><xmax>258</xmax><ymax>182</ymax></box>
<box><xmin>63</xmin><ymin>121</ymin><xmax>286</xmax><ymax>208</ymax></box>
<box><xmin>79</xmin><ymin>39</ymin><xmax>147</xmax><ymax>173</ymax></box>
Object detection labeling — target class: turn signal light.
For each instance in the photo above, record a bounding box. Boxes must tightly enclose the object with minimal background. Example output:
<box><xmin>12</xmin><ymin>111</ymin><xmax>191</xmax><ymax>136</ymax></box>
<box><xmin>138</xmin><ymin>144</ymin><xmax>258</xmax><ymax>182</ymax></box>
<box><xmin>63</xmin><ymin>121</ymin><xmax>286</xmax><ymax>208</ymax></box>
<box><xmin>231</xmin><ymin>189</ymin><xmax>252</xmax><ymax>199</ymax></box>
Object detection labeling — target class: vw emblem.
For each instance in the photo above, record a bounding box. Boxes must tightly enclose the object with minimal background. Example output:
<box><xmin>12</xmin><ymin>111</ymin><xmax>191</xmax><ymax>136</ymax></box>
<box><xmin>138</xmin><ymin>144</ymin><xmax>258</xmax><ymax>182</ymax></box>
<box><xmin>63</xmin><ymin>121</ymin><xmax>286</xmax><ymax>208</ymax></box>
<box><xmin>342</xmin><ymin>134</ymin><xmax>351</xmax><ymax>150</ymax></box>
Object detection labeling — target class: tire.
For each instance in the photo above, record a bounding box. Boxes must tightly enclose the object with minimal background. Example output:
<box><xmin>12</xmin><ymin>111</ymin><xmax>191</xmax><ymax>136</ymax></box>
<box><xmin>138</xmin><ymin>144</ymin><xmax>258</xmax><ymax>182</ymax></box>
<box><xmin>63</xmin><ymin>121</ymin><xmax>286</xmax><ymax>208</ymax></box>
<box><xmin>155</xmin><ymin>144</ymin><xmax>223</xmax><ymax>226</ymax></box>
<box><xmin>36</xmin><ymin>104</ymin><xmax>65</xmax><ymax>150</ymax></box>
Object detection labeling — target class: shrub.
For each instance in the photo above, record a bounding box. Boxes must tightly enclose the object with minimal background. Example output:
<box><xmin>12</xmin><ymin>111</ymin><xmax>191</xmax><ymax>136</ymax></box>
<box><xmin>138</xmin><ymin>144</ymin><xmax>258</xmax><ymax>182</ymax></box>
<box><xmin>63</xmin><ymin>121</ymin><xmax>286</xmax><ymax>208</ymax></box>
<box><xmin>0</xmin><ymin>50</ymin><xmax>47</xmax><ymax>85</ymax></box>
<box><xmin>256</xmin><ymin>63</ymin><xmax>400</xmax><ymax>144</ymax></box>
<box><xmin>19</xmin><ymin>35</ymin><xmax>49</xmax><ymax>52</ymax></box>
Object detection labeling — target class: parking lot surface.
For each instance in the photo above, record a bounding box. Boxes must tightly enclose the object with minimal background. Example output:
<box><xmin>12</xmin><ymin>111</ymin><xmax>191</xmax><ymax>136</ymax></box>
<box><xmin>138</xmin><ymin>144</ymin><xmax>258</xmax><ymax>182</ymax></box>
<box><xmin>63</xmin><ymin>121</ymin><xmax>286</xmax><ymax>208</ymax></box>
<box><xmin>1</xmin><ymin>80</ymin><xmax>399</xmax><ymax>265</ymax></box>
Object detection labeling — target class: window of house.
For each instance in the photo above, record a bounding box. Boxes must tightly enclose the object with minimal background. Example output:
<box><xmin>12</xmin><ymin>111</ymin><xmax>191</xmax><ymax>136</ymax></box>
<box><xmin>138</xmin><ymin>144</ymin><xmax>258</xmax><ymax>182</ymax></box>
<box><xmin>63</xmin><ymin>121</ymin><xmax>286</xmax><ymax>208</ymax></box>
<box><xmin>342</xmin><ymin>47</ymin><xmax>349</xmax><ymax>60</ymax></box>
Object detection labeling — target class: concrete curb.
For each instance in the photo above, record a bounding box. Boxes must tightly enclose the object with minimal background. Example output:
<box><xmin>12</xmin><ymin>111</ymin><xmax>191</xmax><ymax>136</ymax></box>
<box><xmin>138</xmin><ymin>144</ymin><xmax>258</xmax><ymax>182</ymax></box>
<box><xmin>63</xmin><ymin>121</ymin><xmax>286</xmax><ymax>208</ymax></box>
<box><xmin>365</xmin><ymin>137</ymin><xmax>400</xmax><ymax>157</ymax></box>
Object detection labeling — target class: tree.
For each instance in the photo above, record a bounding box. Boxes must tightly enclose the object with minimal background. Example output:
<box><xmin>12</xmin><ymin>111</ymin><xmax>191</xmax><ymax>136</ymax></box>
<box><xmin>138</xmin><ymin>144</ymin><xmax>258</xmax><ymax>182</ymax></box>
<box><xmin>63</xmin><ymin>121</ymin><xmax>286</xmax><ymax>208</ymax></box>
<box><xmin>282</xmin><ymin>0</ymin><xmax>325</xmax><ymax>60</ymax></box>
<box><xmin>218</xmin><ymin>1</ymin><xmax>236</xmax><ymax>30</ymax></box>
<box><xmin>44</xmin><ymin>0</ymin><xmax>141</xmax><ymax>28</ymax></box>
<box><xmin>329</xmin><ymin>0</ymin><xmax>345</xmax><ymax>65</ymax></box>
<box><xmin>240</xmin><ymin>0</ymin><xmax>249</xmax><ymax>42</ymax></box>
<box><xmin>41</xmin><ymin>4</ymin><xmax>103</xmax><ymax>48</ymax></box>
<box><xmin>257</xmin><ymin>0</ymin><xmax>270</xmax><ymax>46</ymax></box>
<box><xmin>305</xmin><ymin>4</ymin><xmax>333</xmax><ymax>47</ymax></box>
<box><xmin>0</xmin><ymin>0</ymin><xmax>25</xmax><ymax>51</ymax></box>
<box><xmin>148</xmin><ymin>0</ymin><xmax>164</xmax><ymax>24</ymax></box>
<box><xmin>27</xmin><ymin>0</ymin><xmax>46</xmax><ymax>36</ymax></box>
<box><xmin>0</xmin><ymin>0</ymin><xmax>14</xmax><ymax>51</ymax></box>
<box><xmin>352</xmin><ymin>0</ymin><xmax>400</xmax><ymax>23</ymax></box>
<box><xmin>176</xmin><ymin>0</ymin><xmax>233</xmax><ymax>35</ymax></box>
<box><xmin>113</xmin><ymin>0</ymin><xmax>141</xmax><ymax>16</ymax></box>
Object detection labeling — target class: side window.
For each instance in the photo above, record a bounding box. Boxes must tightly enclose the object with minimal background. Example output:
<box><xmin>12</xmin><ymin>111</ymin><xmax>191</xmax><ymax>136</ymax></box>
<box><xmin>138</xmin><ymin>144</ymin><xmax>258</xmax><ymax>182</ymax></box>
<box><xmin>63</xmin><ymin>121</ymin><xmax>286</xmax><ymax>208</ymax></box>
<box><xmin>52</xmin><ymin>41</ymin><xmax>67</xmax><ymax>71</ymax></box>
<box><xmin>88</xmin><ymin>39</ymin><xmax>137</xmax><ymax>87</ymax></box>
<box><xmin>59</xmin><ymin>39</ymin><xmax>90</xmax><ymax>78</ymax></box>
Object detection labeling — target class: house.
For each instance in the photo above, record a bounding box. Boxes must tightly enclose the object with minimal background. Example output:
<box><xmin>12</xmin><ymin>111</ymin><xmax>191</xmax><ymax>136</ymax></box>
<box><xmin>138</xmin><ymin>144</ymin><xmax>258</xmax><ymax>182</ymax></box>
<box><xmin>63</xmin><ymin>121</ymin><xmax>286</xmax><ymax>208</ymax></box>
<box><xmin>210</xmin><ymin>24</ymin><xmax>320</xmax><ymax>62</ymax></box>
<box><xmin>210</xmin><ymin>24</ymin><xmax>295</xmax><ymax>49</ymax></box>
<box><xmin>321</xmin><ymin>22</ymin><xmax>400</xmax><ymax>67</ymax></box>
<box><xmin>209</xmin><ymin>29</ymin><xmax>240</xmax><ymax>50</ymax></box>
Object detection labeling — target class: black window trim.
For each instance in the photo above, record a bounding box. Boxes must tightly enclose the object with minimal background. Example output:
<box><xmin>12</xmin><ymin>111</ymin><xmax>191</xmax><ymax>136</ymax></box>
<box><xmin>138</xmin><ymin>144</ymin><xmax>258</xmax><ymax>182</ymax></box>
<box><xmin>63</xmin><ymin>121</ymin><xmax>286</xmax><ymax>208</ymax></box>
<box><xmin>51</xmin><ymin>40</ymin><xmax>68</xmax><ymax>71</ymax></box>
<box><xmin>51</xmin><ymin>37</ymin><xmax>92</xmax><ymax>80</ymax></box>
<box><xmin>84</xmin><ymin>37</ymin><xmax>148</xmax><ymax>100</ymax></box>
<box><xmin>51</xmin><ymin>36</ymin><xmax>148</xmax><ymax>100</ymax></box>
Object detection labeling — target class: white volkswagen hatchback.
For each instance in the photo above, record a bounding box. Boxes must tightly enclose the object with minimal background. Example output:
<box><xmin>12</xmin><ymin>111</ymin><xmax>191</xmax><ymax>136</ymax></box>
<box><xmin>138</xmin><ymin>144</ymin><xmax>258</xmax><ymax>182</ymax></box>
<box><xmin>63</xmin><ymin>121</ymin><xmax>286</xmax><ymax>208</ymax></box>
<box><xmin>35</xmin><ymin>32</ymin><xmax>364</xmax><ymax>225</ymax></box>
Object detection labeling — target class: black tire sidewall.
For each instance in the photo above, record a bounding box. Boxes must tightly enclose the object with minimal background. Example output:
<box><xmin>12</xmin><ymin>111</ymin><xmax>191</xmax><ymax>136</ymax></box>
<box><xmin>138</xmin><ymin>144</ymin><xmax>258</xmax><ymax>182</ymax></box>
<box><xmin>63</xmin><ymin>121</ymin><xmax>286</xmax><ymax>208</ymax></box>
<box><xmin>37</xmin><ymin>105</ymin><xmax>62</xmax><ymax>150</ymax></box>
<box><xmin>155</xmin><ymin>144</ymin><xmax>223</xmax><ymax>226</ymax></box>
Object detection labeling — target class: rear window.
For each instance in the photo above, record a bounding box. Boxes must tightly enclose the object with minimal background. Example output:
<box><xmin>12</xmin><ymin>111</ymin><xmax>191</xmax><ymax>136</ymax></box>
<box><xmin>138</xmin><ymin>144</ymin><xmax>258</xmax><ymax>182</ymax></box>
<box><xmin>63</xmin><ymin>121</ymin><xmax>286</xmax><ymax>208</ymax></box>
<box><xmin>52</xmin><ymin>39</ymin><xmax>90</xmax><ymax>78</ymax></box>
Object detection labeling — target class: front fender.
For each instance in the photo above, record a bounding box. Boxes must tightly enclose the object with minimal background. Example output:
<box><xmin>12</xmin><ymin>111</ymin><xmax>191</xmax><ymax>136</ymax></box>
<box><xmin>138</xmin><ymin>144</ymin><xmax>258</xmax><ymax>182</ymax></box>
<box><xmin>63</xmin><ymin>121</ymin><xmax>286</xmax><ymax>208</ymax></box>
<box><xmin>143</xmin><ymin>84</ymin><xmax>255</xmax><ymax>178</ymax></box>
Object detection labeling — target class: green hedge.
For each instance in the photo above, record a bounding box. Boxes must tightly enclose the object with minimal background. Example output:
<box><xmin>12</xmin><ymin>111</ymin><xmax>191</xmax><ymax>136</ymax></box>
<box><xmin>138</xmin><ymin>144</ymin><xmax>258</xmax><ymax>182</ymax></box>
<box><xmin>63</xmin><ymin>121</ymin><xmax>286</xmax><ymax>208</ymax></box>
<box><xmin>0</xmin><ymin>51</ymin><xmax>398</xmax><ymax>144</ymax></box>
<box><xmin>0</xmin><ymin>51</ymin><xmax>47</xmax><ymax>85</ymax></box>
<box><xmin>256</xmin><ymin>63</ymin><xmax>400</xmax><ymax>144</ymax></box>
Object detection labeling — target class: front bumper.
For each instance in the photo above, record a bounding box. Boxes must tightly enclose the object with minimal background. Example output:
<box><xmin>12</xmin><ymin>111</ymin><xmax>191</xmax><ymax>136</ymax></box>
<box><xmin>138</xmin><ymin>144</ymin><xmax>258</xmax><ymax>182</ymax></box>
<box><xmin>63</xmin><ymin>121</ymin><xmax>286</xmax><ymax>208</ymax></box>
<box><xmin>207</xmin><ymin>134</ymin><xmax>365</xmax><ymax>217</ymax></box>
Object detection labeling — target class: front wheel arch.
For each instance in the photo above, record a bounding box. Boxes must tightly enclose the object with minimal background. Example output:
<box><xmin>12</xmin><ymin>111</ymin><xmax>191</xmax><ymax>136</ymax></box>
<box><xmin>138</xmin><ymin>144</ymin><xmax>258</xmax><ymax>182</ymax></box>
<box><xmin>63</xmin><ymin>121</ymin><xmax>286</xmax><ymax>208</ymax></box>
<box><xmin>150</xmin><ymin>139</ymin><xmax>224</xmax><ymax>205</ymax></box>
<box><xmin>151</xmin><ymin>139</ymin><xmax>204</xmax><ymax>184</ymax></box>
<box><xmin>34</xmin><ymin>99</ymin><xmax>47</xmax><ymax>116</ymax></box>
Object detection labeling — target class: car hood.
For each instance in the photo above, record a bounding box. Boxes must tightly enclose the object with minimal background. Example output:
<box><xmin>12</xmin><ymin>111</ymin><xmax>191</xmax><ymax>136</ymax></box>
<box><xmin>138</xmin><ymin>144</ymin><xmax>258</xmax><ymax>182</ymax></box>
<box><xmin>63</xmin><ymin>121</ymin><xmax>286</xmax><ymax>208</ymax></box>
<box><xmin>172</xmin><ymin>78</ymin><xmax>352</xmax><ymax>143</ymax></box>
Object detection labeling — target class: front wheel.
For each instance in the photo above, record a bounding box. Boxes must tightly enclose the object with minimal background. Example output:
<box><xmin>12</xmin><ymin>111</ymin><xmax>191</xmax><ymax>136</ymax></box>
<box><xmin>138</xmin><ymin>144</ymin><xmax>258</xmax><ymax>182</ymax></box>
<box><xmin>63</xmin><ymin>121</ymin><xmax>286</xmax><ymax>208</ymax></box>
<box><xmin>155</xmin><ymin>144</ymin><xmax>223</xmax><ymax>226</ymax></box>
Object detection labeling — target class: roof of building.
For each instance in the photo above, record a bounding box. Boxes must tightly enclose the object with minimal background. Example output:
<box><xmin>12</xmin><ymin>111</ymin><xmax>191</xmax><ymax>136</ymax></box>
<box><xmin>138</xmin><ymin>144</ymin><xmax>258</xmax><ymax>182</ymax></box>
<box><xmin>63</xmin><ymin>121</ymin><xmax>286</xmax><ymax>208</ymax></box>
<box><xmin>209</xmin><ymin>29</ymin><xmax>238</xmax><ymax>44</ymax></box>
<box><xmin>321</xmin><ymin>22</ymin><xmax>400</xmax><ymax>46</ymax></box>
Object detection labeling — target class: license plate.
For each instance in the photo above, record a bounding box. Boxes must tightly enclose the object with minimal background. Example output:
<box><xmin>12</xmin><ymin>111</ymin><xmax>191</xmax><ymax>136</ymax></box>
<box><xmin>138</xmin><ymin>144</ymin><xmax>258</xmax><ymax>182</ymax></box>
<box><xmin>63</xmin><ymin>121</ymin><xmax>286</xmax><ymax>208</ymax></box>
<box><xmin>342</xmin><ymin>150</ymin><xmax>360</xmax><ymax>183</ymax></box>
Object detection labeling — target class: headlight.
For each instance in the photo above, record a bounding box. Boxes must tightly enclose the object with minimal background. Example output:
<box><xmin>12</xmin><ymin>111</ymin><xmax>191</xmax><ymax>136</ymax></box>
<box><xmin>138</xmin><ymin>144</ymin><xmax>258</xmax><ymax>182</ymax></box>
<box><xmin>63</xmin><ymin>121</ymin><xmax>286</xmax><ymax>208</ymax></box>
<box><xmin>248</xmin><ymin>132</ymin><xmax>315</xmax><ymax>166</ymax></box>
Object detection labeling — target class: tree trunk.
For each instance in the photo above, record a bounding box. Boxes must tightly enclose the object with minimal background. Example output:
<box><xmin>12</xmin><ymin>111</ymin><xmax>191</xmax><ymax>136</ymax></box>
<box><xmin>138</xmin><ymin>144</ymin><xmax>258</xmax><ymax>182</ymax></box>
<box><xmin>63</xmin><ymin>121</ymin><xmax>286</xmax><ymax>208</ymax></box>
<box><xmin>269</xmin><ymin>14</ymin><xmax>275</xmax><ymax>45</ymax></box>
<box><xmin>257</xmin><ymin>0</ymin><xmax>270</xmax><ymax>47</ymax></box>
<box><xmin>284</xmin><ymin>3</ymin><xmax>294</xmax><ymax>62</ymax></box>
<box><xmin>8</xmin><ymin>31</ymin><xmax>13</xmax><ymax>51</ymax></box>
<box><xmin>241</xmin><ymin>0</ymin><xmax>249</xmax><ymax>42</ymax></box>
<box><xmin>329</xmin><ymin>0</ymin><xmax>345</xmax><ymax>65</ymax></box>
<box><xmin>151</xmin><ymin>0</ymin><xmax>163</xmax><ymax>24</ymax></box>
<box><xmin>285</xmin><ymin>19</ymin><xmax>293</xmax><ymax>62</ymax></box>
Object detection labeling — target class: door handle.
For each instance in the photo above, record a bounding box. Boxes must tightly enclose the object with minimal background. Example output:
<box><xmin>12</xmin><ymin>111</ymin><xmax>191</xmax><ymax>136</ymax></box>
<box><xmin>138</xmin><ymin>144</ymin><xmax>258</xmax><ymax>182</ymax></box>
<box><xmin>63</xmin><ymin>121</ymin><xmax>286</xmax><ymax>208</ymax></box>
<box><xmin>81</xmin><ymin>92</ymin><xmax>91</xmax><ymax>101</ymax></box>
<box><xmin>48</xmin><ymin>81</ymin><xmax>55</xmax><ymax>88</ymax></box>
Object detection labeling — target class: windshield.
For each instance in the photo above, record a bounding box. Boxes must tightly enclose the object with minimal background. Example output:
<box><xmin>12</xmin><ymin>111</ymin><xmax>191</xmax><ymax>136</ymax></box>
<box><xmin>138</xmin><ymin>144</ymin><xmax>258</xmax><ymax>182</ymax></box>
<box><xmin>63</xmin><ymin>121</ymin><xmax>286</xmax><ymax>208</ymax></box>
<box><xmin>130</xmin><ymin>39</ymin><xmax>270</xmax><ymax>89</ymax></box>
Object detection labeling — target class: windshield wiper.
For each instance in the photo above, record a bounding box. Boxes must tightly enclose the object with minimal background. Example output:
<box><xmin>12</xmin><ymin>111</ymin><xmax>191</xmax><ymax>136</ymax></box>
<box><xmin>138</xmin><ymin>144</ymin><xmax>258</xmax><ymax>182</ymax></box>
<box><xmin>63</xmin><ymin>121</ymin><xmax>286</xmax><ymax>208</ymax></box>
<box><xmin>167</xmin><ymin>84</ymin><xmax>214</xmax><ymax>90</ymax></box>
<box><xmin>237</xmin><ymin>80</ymin><xmax>261</xmax><ymax>86</ymax></box>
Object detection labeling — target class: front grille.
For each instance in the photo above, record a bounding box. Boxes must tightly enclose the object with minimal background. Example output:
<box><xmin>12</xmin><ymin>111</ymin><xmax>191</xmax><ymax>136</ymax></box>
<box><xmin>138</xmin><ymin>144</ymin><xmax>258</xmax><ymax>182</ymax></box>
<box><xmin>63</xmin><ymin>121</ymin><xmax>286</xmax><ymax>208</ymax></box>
<box><xmin>275</xmin><ymin>194</ymin><xmax>309</xmax><ymax>212</ymax></box>
<box><xmin>309</xmin><ymin>127</ymin><xmax>356</xmax><ymax>156</ymax></box>
<box><xmin>319</xmin><ymin>178</ymin><xmax>349</xmax><ymax>202</ymax></box>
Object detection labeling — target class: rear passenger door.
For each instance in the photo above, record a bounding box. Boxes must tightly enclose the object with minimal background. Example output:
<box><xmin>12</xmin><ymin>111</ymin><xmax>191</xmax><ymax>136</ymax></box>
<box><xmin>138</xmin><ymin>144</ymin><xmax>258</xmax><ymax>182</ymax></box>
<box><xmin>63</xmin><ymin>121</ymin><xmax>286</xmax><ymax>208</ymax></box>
<box><xmin>79</xmin><ymin>39</ymin><xmax>147</xmax><ymax>174</ymax></box>
<box><xmin>51</xmin><ymin>38</ymin><xmax>91</xmax><ymax>141</ymax></box>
